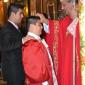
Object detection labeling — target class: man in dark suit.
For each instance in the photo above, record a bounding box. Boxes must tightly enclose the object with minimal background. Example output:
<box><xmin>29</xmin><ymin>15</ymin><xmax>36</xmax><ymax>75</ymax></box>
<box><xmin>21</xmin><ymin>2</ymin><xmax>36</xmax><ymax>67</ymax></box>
<box><xmin>0</xmin><ymin>3</ymin><xmax>25</xmax><ymax>85</ymax></box>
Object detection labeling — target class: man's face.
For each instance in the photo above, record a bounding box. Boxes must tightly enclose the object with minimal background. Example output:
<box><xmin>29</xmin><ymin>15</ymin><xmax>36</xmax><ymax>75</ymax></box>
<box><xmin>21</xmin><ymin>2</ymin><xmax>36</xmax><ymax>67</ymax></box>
<box><xmin>35</xmin><ymin>20</ymin><xmax>43</xmax><ymax>36</ymax></box>
<box><xmin>14</xmin><ymin>9</ymin><xmax>24</xmax><ymax>24</ymax></box>
<box><xmin>61</xmin><ymin>1</ymin><xmax>73</xmax><ymax>15</ymax></box>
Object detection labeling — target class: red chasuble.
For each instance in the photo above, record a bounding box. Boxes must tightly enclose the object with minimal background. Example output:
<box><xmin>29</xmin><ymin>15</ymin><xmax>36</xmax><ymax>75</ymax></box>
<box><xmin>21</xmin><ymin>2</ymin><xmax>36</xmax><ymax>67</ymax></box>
<box><xmin>58</xmin><ymin>16</ymin><xmax>81</xmax><ymax>85</ymax></box>
<box><xmin>45</xmin><ymin>20</ymin><xmax>59</xmax><ymax>84</ymax></box>
<box><xmin>45</xmin><ymin>20</ymin><xmax>55</xmax><ymax>56</ymax></box>
<box><xmin>22</xmin><ymin>40</ymin><xmax>54</xmax><ymax>85</ymax></box>
<box><xmin>45</xmin><ymin>16</ymin><xmax>81</xmax><ymax>85</ymax></box>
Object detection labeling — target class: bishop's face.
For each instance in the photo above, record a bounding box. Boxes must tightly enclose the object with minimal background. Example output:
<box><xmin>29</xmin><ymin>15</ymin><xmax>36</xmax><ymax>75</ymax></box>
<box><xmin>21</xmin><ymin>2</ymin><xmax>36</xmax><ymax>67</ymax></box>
<box><xmin>61</xmin><ymin>1</ymin><xmax>74</xmax><ymax>15</ymax></box>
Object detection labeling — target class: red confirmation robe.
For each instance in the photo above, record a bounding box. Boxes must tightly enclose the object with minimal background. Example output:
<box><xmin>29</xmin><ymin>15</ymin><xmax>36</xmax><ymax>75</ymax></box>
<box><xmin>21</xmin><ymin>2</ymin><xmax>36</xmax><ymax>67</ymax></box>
<box><xmin>22</xmin><ymin>39</ymin><xmax>54</xmax><ymax>85</ymax></box>
<box><xmin>58</xmin><ymin>16</ymin><xmax>81</xmax><ymax>85</ymax></box>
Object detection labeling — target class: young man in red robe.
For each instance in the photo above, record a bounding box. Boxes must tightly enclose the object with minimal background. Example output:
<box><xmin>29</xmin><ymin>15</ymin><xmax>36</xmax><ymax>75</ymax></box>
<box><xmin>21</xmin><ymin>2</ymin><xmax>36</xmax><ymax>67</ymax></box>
<box><xmin>36</xmin><ymin>0</ymin><xmax>81</xmax><ymax>84</ymax></box>
<box><xmin>22</xmin><ymin>16</ymin><xmax>58</xmax><ymax>85</ymax></box>
<box><xmin>36</xmin><ymin>13</ymin><xmax>59</xmax><ymax>84</ymax></box>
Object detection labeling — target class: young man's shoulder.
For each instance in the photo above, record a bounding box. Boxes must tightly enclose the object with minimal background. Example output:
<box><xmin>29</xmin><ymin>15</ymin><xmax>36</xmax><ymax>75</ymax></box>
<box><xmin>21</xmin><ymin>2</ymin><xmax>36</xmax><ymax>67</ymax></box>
<box><xmin>23</xmin><ymin>39</ymin><xmax>40</xmax><ymax>47</ymax></box>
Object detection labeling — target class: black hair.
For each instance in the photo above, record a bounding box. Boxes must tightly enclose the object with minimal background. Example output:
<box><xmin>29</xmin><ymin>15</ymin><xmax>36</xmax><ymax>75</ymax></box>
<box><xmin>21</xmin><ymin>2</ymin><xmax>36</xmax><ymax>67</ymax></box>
<box><xmin>26</xmin><ymin>16</ymin><xmax>40</xmax><ymax>30</ymax></box>
<box><xmin>7</xmin><ymin>3</ymin><xmax>24</xmax><ymax>17</ymax></box>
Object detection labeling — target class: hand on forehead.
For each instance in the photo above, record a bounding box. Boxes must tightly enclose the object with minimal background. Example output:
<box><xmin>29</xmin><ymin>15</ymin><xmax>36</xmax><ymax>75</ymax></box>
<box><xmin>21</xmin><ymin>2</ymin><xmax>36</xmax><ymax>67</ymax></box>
<box><xmin>36</xmin><ymin>13</ymin><xmax>46</xmax><ymax>23</ymax></box>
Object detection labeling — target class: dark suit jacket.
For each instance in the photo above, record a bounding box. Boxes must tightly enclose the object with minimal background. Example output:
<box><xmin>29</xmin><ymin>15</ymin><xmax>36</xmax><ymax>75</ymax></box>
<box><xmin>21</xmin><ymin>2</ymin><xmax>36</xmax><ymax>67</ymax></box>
<box><xmin>0</xmin><ymin>21</ymin><xmax>25</xmax><ymax>81</ymax></box>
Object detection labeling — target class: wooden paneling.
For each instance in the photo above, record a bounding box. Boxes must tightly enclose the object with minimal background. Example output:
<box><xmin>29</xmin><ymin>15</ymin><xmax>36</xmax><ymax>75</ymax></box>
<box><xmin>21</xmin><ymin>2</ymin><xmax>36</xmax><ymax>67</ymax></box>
<box><xmin>36</xmin><ymin>0</ymin><xmax>42</xmax><ymax>12</ymax></box>
<box><xmin>0</xmin><ymin>0</ymin><xmax>5</xmax><ymax>27</ymax></box>
<box><xmin>35</xmin><ymin>0</ymin><xmax>58</xmax><ymax>19</ymax></box>
<box><xmin>30</xmin><ymin>0</ymin><xmax>36</xmax><ymax>15</ymax></box>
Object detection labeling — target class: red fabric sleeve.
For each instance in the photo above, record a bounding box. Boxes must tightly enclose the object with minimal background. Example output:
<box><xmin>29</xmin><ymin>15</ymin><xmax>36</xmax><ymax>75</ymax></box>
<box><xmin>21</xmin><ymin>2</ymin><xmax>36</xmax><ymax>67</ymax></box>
<box><xmin>45</xmin><ymin>20</ymin><xmax>55</xmax><ymax>55</ymax></box>
<box><xmin>76</xmin><ymin>22</ymin><xmax>82</xmax><ymax>85</ymax></box>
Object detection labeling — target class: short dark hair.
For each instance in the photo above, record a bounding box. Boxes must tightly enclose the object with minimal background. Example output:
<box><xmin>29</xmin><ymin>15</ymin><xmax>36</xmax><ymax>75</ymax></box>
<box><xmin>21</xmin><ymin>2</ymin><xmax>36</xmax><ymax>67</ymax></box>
<box><xmin>26</xmin><ymin>16</ymin><xmax>40</xmax><ymax>30</ymax></box>
<box><xmin>7</xmin><ymin>3</ymin><xmax>24</xmax><ymax>17</ymax></box>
